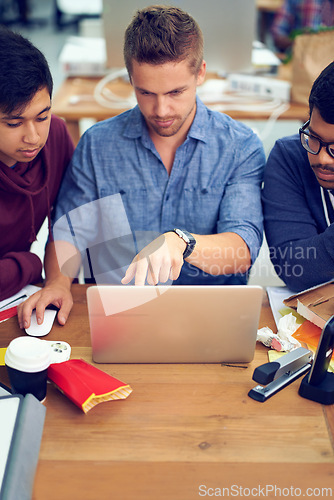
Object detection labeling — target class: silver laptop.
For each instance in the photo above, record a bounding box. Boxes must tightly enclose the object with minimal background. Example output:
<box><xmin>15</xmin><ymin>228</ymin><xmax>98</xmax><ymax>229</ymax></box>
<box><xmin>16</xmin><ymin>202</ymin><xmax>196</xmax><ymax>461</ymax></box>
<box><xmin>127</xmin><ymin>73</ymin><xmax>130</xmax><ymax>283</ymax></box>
<box><xmin>87</xmin><ymin>285</ymin><xmax>263</xmax><ymax>363</ymax></box>
<box><xmin>102</xmin><ymin>0</ymin><xmax>256</xmax><ymax>74</ymax></box>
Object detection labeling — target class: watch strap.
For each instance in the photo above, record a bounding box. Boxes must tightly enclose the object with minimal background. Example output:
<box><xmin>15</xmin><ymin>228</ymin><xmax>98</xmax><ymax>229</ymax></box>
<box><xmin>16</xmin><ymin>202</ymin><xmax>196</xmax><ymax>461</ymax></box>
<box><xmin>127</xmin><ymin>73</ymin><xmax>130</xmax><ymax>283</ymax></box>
<box><xmin>172</xmin><ymin>229</ymin><xmax>196</xmax><ymax>259</ymax></box>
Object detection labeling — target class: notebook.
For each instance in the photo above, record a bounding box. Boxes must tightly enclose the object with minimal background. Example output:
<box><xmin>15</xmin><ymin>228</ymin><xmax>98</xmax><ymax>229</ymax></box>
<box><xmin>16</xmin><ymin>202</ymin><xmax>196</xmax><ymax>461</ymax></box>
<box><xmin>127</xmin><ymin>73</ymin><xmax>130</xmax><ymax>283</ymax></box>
<box><xmin>87</xmin><ymin>285</ymin><xmax>263</xmax><ymax>363</ymax></box>
<box><xmin>0</xmin><ymin>394</ymin><xmax>46</xmax><ymax>500</ymax></box>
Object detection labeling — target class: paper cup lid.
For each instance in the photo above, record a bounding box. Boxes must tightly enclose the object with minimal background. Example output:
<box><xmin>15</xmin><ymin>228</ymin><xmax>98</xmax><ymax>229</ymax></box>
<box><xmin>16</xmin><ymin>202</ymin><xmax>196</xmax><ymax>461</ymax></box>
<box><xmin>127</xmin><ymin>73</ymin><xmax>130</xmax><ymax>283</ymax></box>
<box><xmin>5</xmin><ymin>337</ymin><xmax>51</xmax><ymax>373</ymax></box>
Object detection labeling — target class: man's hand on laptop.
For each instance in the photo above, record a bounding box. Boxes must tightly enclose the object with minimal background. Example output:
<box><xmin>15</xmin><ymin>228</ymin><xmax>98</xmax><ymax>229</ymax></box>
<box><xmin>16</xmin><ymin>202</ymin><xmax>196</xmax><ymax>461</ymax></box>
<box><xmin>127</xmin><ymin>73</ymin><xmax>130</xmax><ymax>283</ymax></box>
<box><xmin>17</xmin><ymin>275</ymin><xmax>73</xmax><ymax>329</ymax></box>
<box><xmin>121</xmin><ymin>232</ymin><xmax>186</xmax><ymax>286</ymax></box>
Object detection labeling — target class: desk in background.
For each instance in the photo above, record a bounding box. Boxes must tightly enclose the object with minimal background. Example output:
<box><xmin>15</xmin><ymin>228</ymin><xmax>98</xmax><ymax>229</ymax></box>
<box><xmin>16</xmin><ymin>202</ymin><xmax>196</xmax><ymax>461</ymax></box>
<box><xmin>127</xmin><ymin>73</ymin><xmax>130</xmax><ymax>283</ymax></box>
<box><xmin>0</xmin><ymin>285</ymin><xmax>333</xmax><ymax>500</ymax></box>
<box><xmin>52</xmin><ymin>72</ymin><xmax>309</xmax><ymax>145</ymax></box>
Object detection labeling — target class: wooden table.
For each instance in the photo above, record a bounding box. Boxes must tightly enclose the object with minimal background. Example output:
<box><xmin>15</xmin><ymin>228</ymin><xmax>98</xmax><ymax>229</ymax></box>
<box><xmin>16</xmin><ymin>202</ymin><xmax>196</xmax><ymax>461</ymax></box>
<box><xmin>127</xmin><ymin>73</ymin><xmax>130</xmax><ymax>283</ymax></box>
<box><xmin>52</xmin><ymin>74</ymin><xmax>309</xmax><ymax>145</ymax></box>
<box><xmin>1</xmin><ymin>285</ymin><xmax>333</xmax><ymax>500</ymax></box>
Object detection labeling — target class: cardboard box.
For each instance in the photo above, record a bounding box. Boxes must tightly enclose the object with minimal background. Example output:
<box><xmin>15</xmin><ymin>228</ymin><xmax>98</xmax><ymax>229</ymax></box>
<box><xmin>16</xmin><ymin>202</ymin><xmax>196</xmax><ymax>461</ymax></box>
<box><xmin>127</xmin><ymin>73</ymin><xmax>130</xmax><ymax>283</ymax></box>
<box><xmin>284</xmin><ymin>281</ymin><xmax>334</xmax><ymax>329</ymax></box>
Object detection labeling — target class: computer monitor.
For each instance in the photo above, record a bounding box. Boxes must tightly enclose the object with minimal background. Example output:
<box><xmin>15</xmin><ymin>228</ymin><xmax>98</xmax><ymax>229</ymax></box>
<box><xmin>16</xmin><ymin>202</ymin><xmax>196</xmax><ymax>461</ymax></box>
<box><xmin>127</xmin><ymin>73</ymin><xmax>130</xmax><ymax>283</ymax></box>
<box><xmin>102</xmin><ymin>0</ymin><xmax>256</xmax><ymax>74</ymax></box>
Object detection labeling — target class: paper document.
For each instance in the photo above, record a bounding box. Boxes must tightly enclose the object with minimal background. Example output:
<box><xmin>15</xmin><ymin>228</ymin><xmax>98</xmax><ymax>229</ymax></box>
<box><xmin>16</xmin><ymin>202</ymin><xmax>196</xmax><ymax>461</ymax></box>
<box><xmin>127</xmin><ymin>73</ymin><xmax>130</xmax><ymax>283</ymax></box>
<box><xmin>266</xmin><ymin>286</ymin><xmax>294</xmax><ymax>328</ymax></box>
<box><xmin>0</xmin><ymin>285</ymin><xmax>40</xmax><ymax>323</ymax></box>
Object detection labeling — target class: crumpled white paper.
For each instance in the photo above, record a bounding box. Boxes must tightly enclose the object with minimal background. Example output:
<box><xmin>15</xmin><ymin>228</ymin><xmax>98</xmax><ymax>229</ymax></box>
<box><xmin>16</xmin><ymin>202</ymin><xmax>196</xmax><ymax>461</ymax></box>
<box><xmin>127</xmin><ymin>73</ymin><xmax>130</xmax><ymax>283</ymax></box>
<box><xmin>257</xmin><ymin>313</ymin><xmax>301</xmax><ymax>352</ymax></box>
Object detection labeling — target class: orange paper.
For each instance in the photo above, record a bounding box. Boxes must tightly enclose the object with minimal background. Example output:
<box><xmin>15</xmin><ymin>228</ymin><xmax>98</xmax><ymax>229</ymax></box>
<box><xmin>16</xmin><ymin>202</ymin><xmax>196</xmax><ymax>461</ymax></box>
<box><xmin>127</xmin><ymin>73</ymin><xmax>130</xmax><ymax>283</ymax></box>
<box><xmin>293</xmin><ymin>320</ymin><xmax>334</xmax><ymax>370</ymax></box>
<box><xmin>293</xmin><ymin>320</ymin><xmax>322</xmax><ymax>350</ymax></box>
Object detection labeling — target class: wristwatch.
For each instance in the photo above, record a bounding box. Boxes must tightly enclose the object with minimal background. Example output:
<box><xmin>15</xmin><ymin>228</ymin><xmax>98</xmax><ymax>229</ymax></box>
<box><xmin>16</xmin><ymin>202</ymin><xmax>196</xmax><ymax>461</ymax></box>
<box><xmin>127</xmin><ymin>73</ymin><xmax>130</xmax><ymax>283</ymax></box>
<box><xmin>173</xmin><ymin>229</ymin><xmax>196</xmax><ymax>259</ymax></box>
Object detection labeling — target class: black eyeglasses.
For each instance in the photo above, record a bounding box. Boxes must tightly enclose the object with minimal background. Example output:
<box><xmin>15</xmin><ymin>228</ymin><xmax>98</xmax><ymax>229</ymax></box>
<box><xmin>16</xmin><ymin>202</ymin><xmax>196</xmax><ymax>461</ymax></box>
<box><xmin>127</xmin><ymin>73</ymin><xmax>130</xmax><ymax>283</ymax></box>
<box><xmin>299</xmin><ymin>120</ymin><xmax>334</xmax><ymax>159</ymax></box>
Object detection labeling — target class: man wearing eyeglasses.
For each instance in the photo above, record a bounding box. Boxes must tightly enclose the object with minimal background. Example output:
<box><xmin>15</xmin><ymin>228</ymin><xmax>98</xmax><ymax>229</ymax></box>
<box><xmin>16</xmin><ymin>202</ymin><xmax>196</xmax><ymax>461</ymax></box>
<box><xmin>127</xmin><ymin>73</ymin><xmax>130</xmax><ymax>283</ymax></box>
<box><xmin>262</xmin><ymin>61</ymin><xmax>334</xmax><ymax>292</ymax></box>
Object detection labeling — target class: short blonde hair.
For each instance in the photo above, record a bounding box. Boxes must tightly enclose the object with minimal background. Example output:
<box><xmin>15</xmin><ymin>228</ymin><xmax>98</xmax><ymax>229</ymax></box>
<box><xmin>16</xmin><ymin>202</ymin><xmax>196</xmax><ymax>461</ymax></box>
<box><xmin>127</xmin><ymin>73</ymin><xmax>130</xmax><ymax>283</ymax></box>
<box><xmin>124</xmin><ymin>5</ymin><xmax>204</xmax><ymax>77</ymax></box>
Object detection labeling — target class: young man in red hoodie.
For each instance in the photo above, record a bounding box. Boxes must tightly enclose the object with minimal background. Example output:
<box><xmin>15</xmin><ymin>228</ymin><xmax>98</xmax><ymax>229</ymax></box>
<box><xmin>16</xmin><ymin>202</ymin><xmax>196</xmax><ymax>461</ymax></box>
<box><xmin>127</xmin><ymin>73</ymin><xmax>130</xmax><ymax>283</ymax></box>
<box><xmin>0</xmin><ymin>27</ymin><xmax>74</xmax><ymax>302</ymax></box>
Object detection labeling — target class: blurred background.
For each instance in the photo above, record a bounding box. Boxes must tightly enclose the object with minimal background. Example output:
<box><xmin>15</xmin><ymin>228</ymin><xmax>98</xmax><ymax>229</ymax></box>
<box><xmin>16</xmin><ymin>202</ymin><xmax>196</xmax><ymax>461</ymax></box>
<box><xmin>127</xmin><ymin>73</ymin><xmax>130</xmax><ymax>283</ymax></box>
<box><xmin>0</xmin><ymin>0</ymin><xmax>284</xmax><ymax>97</ymax></box>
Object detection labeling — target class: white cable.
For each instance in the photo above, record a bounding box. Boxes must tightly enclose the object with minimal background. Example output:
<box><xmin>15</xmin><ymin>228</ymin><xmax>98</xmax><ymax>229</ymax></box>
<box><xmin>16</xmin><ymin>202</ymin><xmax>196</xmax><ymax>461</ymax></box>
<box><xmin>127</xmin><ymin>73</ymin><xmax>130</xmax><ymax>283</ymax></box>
<box><xmin>94</xmin><ymin>71</ymin><xmax>289</xmax><ymax>114</ymax></box>
<box><xmin>257</xmin><ymin>102</ymin><xmax>290</xmax><ymax>142</ymax></box>
<box><xmin>205</xmin><ymin>95</ymin><xmax>290</xmax><ymax>142</ymax></box>
<box><xmin>93</xmin><ymin>72</ymin><xmax>291</xmax><ymax>141</ymax></box>
<box><xmin>207</xmin><ymin>96</ymin><xmax>286</xmax><ymax>112</ymax></box>
<box><xmin>321</xmin><ymin>186</ymin><xmax>331</xmax><ymax>227</ymax></box>
<box><xmin>93</xmin><ymin>68</ymin><xmax>137</xmax><ymax>109</ymax></box>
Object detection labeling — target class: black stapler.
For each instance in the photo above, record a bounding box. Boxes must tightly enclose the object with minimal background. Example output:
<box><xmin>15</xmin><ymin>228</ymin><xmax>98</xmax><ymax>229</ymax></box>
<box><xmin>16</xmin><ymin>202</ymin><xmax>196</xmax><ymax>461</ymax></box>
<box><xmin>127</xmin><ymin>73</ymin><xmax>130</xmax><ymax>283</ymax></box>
<box><xmin>248</xmin><ymin>347</ymin><xmax>313</xmax><ymax>402</ymax></box>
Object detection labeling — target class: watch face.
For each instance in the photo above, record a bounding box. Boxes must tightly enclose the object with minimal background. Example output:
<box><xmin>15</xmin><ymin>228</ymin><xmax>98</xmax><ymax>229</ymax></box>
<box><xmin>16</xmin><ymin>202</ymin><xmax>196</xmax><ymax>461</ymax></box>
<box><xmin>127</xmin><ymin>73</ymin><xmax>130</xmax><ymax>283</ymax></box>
<box><xmin>175</xmin><ymin>229</ymin><xmax>189</xmax><ymax>243</ymax></box>
<box><xmin>173</xmin><ymin>229</ymin><xmax>196</xmax><ymax>258</ymax></box>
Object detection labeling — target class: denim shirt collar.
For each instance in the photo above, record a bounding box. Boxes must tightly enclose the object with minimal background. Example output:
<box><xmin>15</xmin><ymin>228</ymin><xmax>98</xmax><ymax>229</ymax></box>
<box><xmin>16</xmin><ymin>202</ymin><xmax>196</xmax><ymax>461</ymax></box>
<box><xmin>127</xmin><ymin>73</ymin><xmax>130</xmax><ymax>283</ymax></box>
<box><xmin>123</xmin><ymin>96</ymin><xmax>208</xmax><ymax>144</ymax></box>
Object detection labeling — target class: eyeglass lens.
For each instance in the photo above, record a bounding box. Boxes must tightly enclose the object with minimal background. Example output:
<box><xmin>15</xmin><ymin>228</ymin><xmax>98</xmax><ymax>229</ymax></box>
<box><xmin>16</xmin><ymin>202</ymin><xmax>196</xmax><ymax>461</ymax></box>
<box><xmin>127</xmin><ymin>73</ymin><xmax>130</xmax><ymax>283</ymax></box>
<box><xmin>301</xmin><ymin>131</ymin><xmax>334</xmax><ymax>158</ymax></box>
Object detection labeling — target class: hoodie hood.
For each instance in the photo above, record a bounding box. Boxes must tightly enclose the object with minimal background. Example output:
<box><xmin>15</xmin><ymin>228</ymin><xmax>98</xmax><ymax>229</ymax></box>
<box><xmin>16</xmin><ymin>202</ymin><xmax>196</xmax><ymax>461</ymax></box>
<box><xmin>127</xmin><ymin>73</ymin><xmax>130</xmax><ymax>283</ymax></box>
<box><xmin>0</xmin><ymin>147</ymin><xmax>51</xmax><ymax>243</ymax></box>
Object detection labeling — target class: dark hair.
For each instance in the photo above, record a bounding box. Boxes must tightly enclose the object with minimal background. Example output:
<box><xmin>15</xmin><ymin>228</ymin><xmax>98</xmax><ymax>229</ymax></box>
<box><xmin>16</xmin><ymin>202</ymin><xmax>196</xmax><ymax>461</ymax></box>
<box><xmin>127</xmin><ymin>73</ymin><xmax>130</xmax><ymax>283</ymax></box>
<box><xmin>309</xmin><ymin>61</ymin><xmax>334</xmax><ymax>124</ymax></box>
<box><xmin>0</xmin><ymin>26</ymin><xmax>53</xmax><ymax>115</ymax></box>
<box><xmin>124</xmin><ymin>5</ymin><xmax>203</xmax><ymax>77</ymax></box>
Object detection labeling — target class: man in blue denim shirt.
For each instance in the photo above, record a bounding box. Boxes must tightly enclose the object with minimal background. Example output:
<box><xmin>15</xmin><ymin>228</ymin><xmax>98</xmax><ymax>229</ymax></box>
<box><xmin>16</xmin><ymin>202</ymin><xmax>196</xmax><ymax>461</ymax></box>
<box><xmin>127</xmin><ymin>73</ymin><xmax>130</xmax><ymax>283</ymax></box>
<box><xmin>19</xmin><ymin>5</ymin><xmax>265</xmax><ymax>327</ymax></box>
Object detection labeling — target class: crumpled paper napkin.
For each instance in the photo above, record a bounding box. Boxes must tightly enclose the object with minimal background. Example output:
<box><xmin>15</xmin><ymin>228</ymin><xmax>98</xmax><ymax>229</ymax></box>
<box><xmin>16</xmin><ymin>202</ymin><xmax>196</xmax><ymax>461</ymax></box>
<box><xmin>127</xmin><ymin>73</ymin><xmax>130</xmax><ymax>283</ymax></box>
<box><xmin>257</xmin><ymin>313</ymin><xmax>301</xmax><ymax>352</ymax></box>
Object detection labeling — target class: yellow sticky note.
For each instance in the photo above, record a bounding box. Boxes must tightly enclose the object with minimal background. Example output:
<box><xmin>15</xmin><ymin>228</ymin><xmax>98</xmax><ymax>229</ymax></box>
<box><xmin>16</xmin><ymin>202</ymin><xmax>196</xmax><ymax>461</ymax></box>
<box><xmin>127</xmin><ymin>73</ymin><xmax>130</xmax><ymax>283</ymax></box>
<box><xmin>0</xmin><ymin>348</ymin><xmax>6</xmax><ymax>366</ymax></box>
<box><xmin>268</xmin><ymin>350</ymin><xmax>286</xmax><ymax>362</ymax></box>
